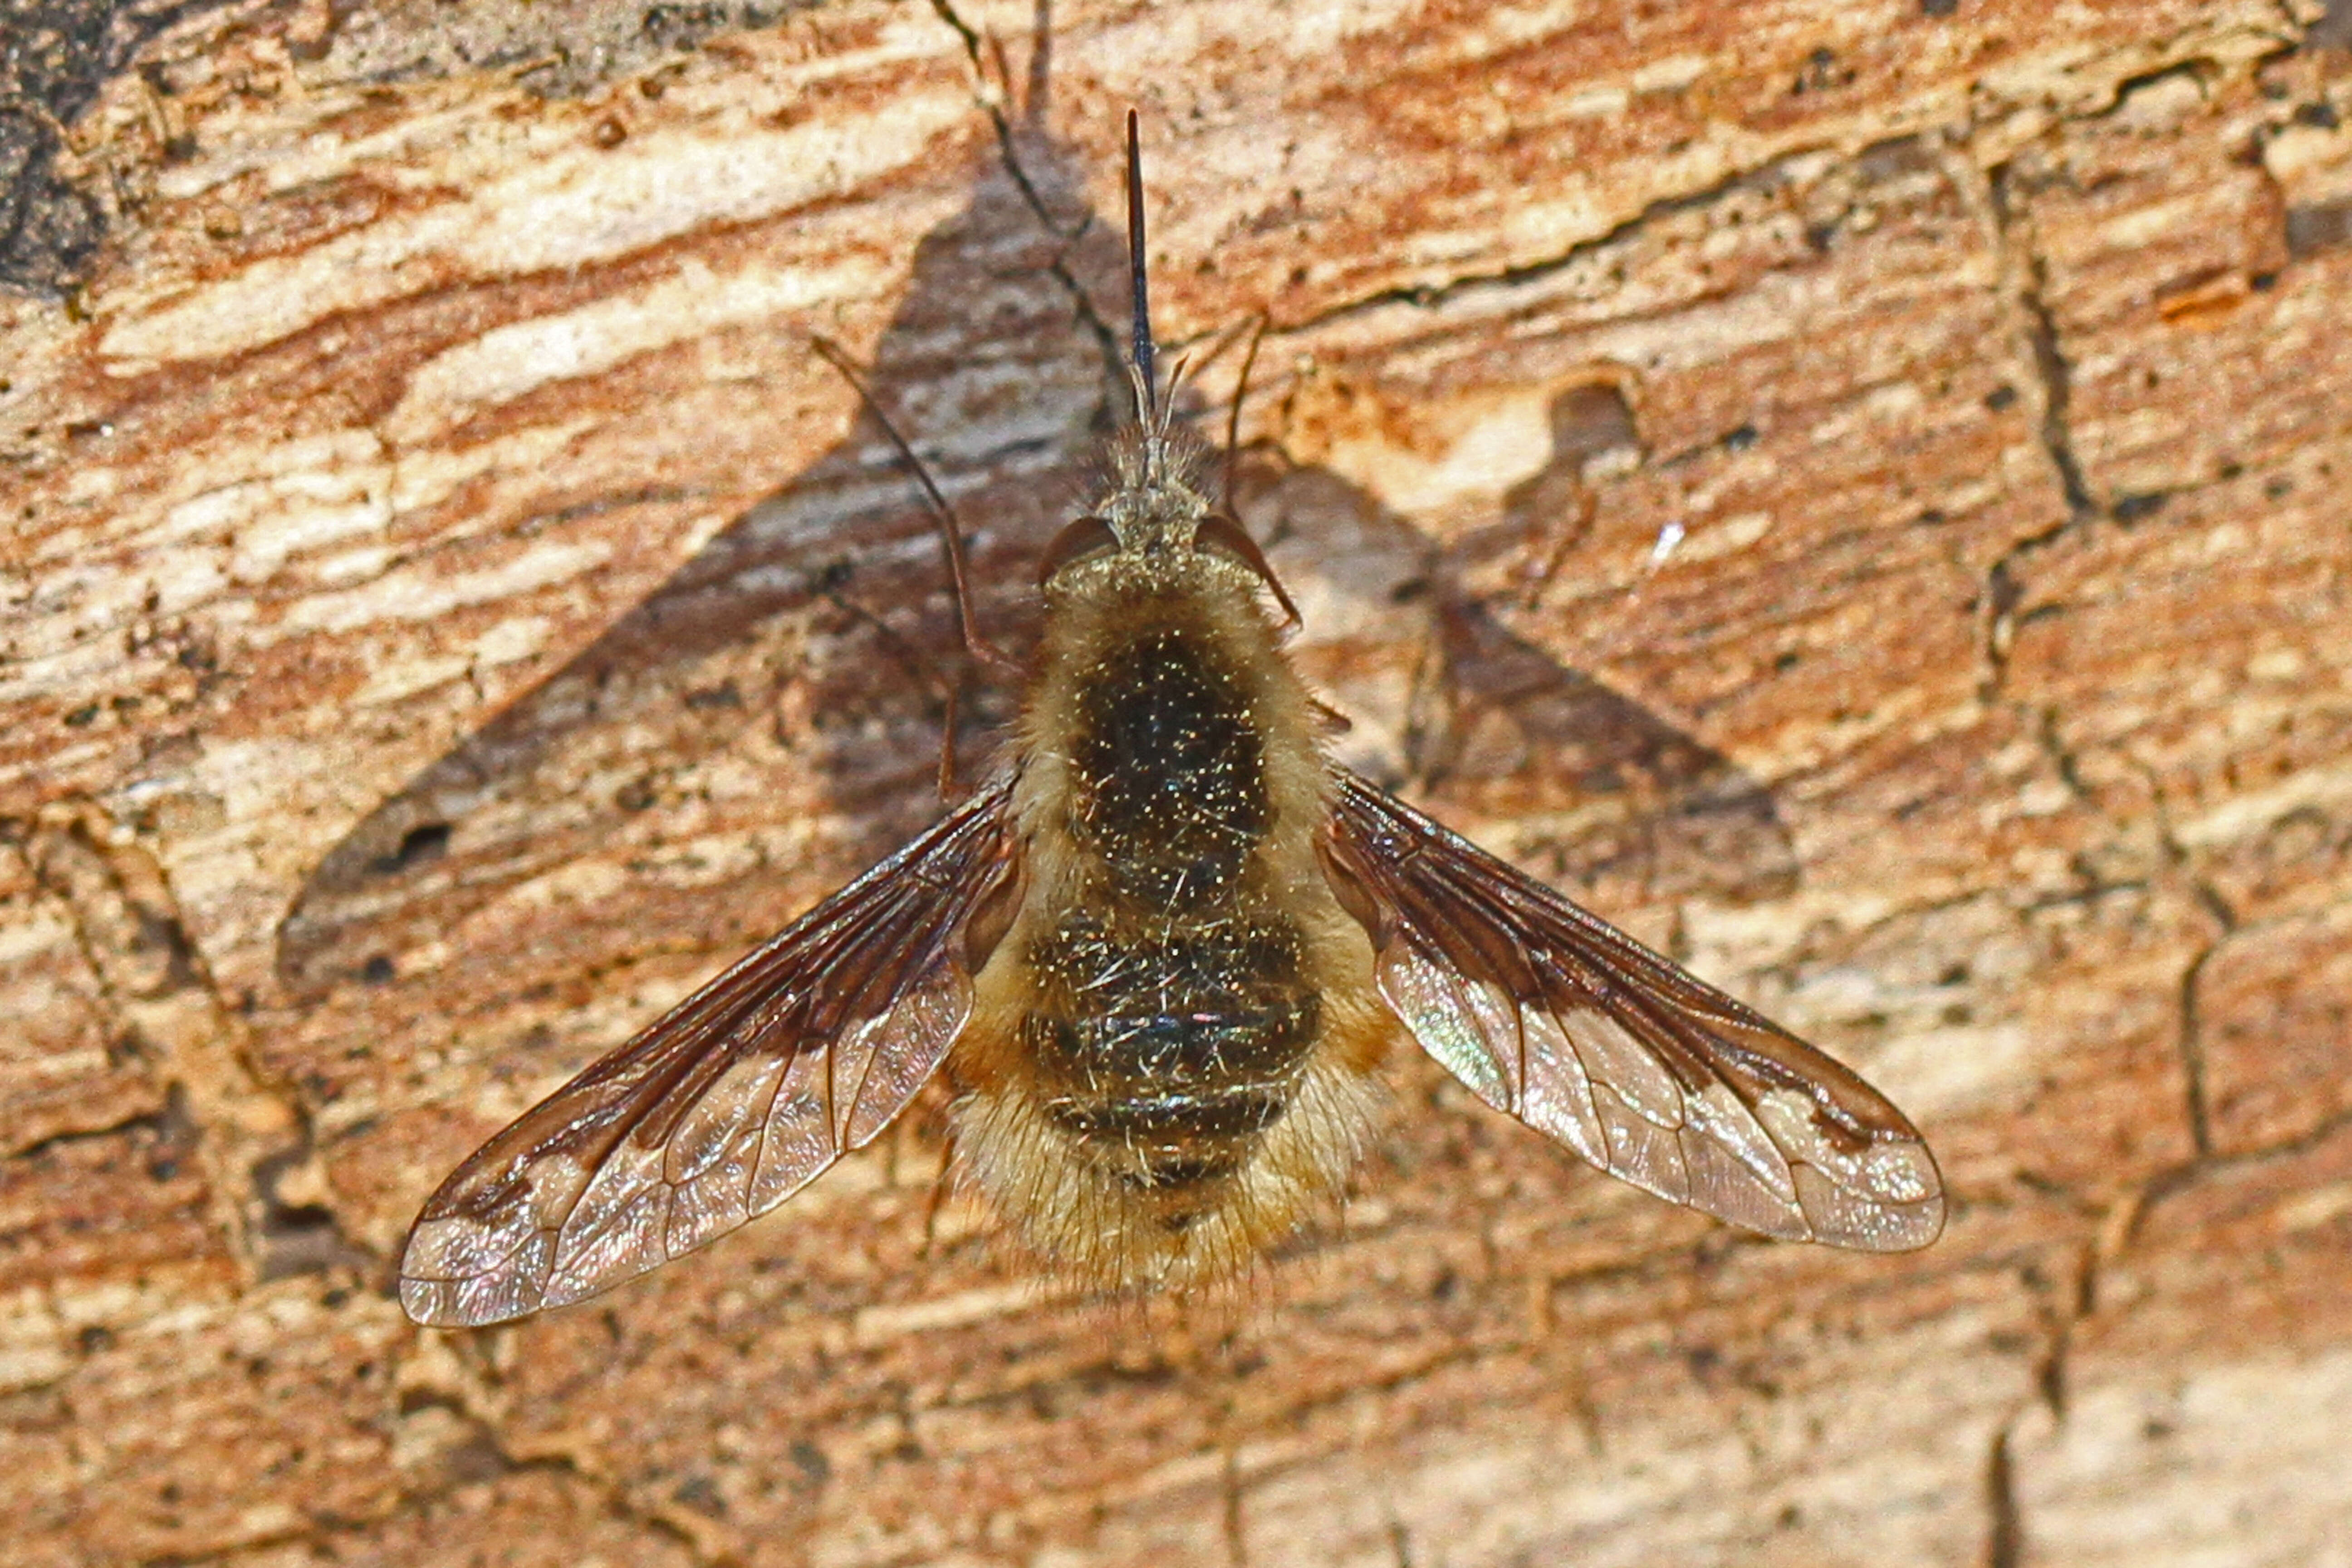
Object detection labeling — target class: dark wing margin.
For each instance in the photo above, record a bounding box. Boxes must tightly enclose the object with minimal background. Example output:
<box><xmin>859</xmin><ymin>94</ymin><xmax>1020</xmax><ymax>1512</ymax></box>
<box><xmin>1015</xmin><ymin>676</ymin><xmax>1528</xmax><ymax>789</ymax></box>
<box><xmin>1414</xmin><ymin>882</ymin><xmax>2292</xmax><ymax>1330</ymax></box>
<box><xmin>398</xmin><ymin>779</ymin><xmax>1019</xmax><ymax>1326</ymax></box>
<box><xmin>1323</xmin><ymin>769</ymin><xmax>1944</xmax><ymax>1251</ymax></box>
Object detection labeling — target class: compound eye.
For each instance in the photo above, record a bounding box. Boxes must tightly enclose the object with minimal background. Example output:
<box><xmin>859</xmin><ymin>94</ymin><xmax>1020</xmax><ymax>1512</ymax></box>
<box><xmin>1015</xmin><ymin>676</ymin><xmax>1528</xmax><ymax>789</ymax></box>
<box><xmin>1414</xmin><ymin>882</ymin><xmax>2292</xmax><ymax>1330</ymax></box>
<box><xmin>1037</xmin><ymin>515</ymin><xmax>1119</xmax><ymax>587</ymax></box>
<box><xmin>1193</xmin><ymin>512</ymin><xmax>1302</xmax><ymax>628</ymax></box>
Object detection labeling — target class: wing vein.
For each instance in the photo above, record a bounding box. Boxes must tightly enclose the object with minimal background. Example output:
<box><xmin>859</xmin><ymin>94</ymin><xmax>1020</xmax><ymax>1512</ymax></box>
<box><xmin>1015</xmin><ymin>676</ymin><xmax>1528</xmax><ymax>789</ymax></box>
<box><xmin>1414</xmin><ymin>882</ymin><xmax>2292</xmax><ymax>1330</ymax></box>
<box><xmin>1325</xmin><ymin>768</ymin><xmax>1944</xmax><ymax>1253</ymax></box>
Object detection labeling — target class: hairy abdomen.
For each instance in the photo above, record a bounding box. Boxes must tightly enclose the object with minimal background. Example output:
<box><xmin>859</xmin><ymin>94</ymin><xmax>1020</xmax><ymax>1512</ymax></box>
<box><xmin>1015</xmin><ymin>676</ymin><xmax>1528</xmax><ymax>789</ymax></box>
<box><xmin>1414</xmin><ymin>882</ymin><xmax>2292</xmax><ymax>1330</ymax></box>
<box><xmin>1042</xmin><ymin>622</ymin><xmax>1314</xmax><ymax>1208</ymax></box>
<box><xmin>954</xmin><ymin>578</ymin><xmax>1394</xmax><ymax>1290</ymax></box>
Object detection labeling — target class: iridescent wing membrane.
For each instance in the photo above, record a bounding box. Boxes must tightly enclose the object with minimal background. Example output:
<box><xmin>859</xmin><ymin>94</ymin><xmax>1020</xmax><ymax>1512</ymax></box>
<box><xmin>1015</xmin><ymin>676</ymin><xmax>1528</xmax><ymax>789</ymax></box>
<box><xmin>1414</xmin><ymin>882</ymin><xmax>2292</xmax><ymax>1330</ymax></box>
<box><xmin>1324</xmin><ymin>769</ymin><xmax>1944</xmax><ymax>1250</ymax></box>
<box><xmin>398</xmin><ymin>780</ymin><xmax>1017</xmax><ymax>1326</ymax></box>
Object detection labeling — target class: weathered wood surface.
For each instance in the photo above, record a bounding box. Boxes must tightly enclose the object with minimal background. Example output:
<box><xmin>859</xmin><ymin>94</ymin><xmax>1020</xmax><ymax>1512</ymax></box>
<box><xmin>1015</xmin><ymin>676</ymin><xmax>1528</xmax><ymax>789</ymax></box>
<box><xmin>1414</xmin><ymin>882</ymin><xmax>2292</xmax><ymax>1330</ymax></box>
<box><xmin>4</xmin><ymin>1</ymin><xmax>2349</xmax><ymax>1563</ymax></box>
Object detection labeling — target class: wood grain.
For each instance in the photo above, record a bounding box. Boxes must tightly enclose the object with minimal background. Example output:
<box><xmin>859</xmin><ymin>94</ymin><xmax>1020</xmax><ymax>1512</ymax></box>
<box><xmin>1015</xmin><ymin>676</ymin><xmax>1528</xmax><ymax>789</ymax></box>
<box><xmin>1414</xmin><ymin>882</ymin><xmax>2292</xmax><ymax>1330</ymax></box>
<box><xmin>3</xmin><ymin>1</ymin><xmax>2347</xmax><ymax>1563</ymax></box>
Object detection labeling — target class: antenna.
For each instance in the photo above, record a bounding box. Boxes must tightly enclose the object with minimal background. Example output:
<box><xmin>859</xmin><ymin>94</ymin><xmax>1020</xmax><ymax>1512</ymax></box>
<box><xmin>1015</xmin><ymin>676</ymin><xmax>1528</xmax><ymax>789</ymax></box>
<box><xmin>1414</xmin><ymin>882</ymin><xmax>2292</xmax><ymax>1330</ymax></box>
<box><xmin>1124</xmin><ymin>109</ymin><xmax>1157</xmax><ymax>424</ymax></box>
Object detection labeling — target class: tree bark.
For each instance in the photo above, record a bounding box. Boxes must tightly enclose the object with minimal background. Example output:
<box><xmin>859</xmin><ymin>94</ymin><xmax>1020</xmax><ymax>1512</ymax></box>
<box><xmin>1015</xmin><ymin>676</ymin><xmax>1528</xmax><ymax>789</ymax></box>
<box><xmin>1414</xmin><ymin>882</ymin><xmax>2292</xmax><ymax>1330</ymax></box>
<box><xmin>4</xmin><ymin>1</ymin><xmax>2348</xmax><ymax>1563</ymax></box>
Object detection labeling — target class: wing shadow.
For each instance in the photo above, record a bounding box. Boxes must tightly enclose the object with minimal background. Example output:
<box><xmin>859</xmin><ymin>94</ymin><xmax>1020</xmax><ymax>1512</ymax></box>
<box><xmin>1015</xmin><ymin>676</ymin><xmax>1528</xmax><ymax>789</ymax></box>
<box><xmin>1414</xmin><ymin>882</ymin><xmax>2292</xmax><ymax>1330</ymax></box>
<box><xmin>275</xmin><ymin>117</ymin><xmax>1125</xmax><ymax>1004</ymax></box>
<box><xmin>1241</xmin><ymin>376</ymin><xmax>1796</xmax><ymax>911</ymax></box>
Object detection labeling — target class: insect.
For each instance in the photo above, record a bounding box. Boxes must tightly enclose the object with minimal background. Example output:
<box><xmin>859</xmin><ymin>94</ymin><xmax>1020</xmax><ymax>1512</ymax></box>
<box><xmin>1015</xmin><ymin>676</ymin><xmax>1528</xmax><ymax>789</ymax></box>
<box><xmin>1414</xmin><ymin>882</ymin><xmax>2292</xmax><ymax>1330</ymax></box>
<box><xmin>397</xmin><ymin>115</ymin><xmax>1945</xmax><ymax>1328</ymax></box>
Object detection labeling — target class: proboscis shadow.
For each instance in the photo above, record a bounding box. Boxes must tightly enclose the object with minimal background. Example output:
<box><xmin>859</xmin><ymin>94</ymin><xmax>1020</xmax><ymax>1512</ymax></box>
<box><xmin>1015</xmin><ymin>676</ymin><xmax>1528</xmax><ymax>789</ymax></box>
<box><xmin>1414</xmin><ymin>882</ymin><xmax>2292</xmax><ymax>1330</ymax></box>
<box><xmin>275</xmin><ymin>116</ymin><xmax>1793</xmax><ymax>1012</ymax></box>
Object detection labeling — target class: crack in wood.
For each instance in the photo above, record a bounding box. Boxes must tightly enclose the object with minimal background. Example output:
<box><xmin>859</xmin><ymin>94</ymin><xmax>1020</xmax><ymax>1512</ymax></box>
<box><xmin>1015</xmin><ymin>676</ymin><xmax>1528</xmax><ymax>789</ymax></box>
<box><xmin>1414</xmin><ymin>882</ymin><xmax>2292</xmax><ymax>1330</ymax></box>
<box><xmin>1984</xmin><ymin>1426</ymin><xmax>2024</xmax><ymax>1568</ymax></box>
<box><xmin>21</xmin><ymin>799</ymin><xmax>372</xmax><ymax>1284</ymax></box>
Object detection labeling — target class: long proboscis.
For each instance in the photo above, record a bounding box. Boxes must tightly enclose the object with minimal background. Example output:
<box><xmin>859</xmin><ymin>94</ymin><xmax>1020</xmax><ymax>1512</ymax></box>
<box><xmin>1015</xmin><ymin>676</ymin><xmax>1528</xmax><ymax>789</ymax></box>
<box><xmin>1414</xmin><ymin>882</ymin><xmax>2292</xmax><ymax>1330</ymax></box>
<box><xmin>1125</xmin><ymin>108</ymin><xmax>1157</xmax><ymax>427</ymax></box>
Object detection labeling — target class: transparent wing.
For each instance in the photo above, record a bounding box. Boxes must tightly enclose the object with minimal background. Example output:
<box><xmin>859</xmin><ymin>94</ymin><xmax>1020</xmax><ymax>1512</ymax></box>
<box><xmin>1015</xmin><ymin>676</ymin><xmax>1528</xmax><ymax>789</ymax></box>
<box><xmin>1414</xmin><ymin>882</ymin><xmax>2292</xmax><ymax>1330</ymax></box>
<box><xmin>1324</xmin><ymin>769</ymin><xmax>1943</xmax><ymax>1251</ymax></box>
<box><xmin>398</xmin><ymin>779</ymin><xmax>1019</xmax><ymax>1326</ymax></box>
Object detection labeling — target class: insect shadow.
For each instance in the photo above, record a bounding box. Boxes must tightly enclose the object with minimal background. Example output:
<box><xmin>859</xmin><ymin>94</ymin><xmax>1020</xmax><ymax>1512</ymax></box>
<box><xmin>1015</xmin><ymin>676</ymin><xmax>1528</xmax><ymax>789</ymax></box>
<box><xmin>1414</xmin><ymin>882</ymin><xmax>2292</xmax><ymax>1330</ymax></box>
<box><xmin>273</xmin><ymin>116</ymin><xmax>1795</xmax><ymax>1010</ymax></box>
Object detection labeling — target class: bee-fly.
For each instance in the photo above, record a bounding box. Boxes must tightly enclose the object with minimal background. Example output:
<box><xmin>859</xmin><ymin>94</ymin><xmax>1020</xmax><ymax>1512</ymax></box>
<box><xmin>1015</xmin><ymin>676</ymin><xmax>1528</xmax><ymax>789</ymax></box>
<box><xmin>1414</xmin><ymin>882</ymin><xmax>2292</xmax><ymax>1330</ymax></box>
<box><xmin>398</xmin><ymin>115</ymin><xmax>1944</xmax><ymax>1328</ymax></box>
